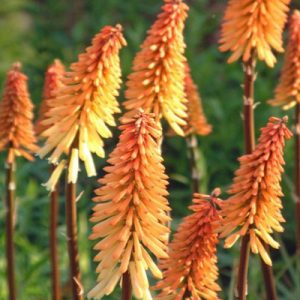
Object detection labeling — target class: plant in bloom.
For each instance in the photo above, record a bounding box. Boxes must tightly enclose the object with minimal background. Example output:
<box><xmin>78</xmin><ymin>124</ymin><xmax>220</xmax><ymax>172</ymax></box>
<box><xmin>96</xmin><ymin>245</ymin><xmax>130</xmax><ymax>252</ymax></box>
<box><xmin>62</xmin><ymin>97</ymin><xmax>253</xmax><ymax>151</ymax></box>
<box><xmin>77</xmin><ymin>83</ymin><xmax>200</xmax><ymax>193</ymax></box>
<box><xmin>154</xmin><ymin>189</ymin><xmax>222</xmax><ymax>299</ymax></box>
<box><xmin>183</xmin><ymin>63</ymin><xmax>212</xmax><ymax>136</ymax></box>
<box><xmin>269</xmin><ymin>10</ymin><xmax>300</xmax><ymax>109</ymax></box>
<box><xmin>89</xmin><ymin>110</ymin><xmax>170</xmax><ymax>299</ymax></box>
<box><xmin>35</xmin><ymin>59</ymin><xmax>65</xmax><ymax>136</ymax></box>
<box><xmin>39</xmin><ymin>25</ymin><xmax>126</xmax><ymax>182</ymax></box>
<box><xmin>218</xmin><ymin>117</ymin><xmax>292</xmax><ymax>265</ymax></box>
<box><xmin>0</xmin><ymin>62</ymin><xmax>38</xmax><ymax>163</ymax></box>
<box><xmin>219</xmin><ymin>0</ymin><xmax>291</xmax><ymax>67</ymax></box>
<box><xmin>124</xmin><ymin>0</ymin><xmax>189</xmax><ymax>136</ymax></box>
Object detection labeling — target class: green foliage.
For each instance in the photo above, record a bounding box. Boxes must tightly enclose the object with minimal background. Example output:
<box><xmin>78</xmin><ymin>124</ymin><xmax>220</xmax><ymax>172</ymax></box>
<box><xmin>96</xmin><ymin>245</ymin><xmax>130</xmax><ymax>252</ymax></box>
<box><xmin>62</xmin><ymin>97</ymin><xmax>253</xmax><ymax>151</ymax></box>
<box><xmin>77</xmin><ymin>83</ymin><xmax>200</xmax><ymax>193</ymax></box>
<box><xmin>0</xmin><ymin>0</ymin><xmax>300</xmax><ymax>299</ymax></box>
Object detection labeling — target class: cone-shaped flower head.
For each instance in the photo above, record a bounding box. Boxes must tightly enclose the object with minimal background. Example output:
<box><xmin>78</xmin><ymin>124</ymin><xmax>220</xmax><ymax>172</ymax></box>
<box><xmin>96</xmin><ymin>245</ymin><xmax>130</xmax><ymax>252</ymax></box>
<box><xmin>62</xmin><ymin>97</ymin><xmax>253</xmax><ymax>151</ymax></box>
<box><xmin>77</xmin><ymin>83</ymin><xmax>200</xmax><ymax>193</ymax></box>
<box><xmin>124</xmin><ymin>0</ymin><xmax>189</xmax><ymax>136</ymax></box>
<box><xmin>219</xmin><ymin>0</ymin><xmax>291</xmax><ymax>67</ymax></box>
<box><xmin>183</xmin><ymin>63</ymin><xmax>212</xmax><ymax>136</ymax></box>
<box><xmin>39</xmin><ymin>25</ymin><xmax>126</xmax><ymax>181</ymax></box>
<box><xmin>269</xmin><ymin>10</ymin><xmax>300</xmax><ymax>109</ymax></box>
<box><xmin>0</xmin><ymin>63</ymin><xmax>38</xmax><ymax>162</ymax></box>
<box><xmin>89</xmin><ymin>110</ymin><xmax>170</xmax><ymax>299</ymax></box>
<box><xmin>218</xmin><ymin>117</ymin><xmax>292</xmax><ymax>265</ymax></box>
<box><xmin>155</xmin><ymin>189</ymin><xmax>222</xmax><ymax>299</ymax></box>
<box><xmin>35</xmin><ymin>59</ymin><xmax>65</xmax><ymax>136</ymax></box>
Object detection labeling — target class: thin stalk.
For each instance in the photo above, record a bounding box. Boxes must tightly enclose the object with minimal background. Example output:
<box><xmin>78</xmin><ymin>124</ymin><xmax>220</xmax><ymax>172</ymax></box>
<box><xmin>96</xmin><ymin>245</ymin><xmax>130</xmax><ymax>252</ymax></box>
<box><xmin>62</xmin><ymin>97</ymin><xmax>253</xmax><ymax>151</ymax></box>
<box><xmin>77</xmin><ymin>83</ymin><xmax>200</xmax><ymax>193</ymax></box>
<box><xmin>236</xmin><ymin>55</ymin><xmax>277</xmax><ymax>300</ymax></box>
<box><xmin>295</xmin><ymin>103</ymin><xmax>300</xmax><ymax>255</ymax></box>
<box><xmin>186</xmin><ymin>134</ymin><xmax>200</xmax><ymax>194</ymax></box>
<box><xmin>235</xmin><ymin>55</ymin><xmax>256</xmax><ymax>300</ymax></box>
<box><xmin>122</xmin><ymin>271</ymin><xmax>132</xmax><ymax>300</ymax></box>
<box><xmin>5</xmin><ymin>154</ymin><xmax>16</xmax><ymax>300</ymax></box>
<box><xmin>50</xmin><ymin>164</ymin><xmax>61</xmax><ymax>300</ymax></box>
<box><xmin>65</xmin><ymin>137</ymin><xmax>83</xmax><ymax>300</ymax></box>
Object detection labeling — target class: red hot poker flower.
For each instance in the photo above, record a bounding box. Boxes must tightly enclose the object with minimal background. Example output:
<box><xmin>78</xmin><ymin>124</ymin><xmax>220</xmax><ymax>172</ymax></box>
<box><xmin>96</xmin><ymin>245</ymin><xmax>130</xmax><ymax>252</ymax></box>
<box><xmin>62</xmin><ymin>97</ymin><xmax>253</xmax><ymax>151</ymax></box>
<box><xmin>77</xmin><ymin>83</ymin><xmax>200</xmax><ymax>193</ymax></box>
<box><xmin>39</xmin><ymin>25</ymin><xmax>126</xmax><ymax>182</ymax></box>
<box><xmin>269</xmin><ymin>10</ymin><xmax>300</xmax><ymax>109</ymax></box>
<box><xmin>218</xmin><ymin>117</ymin><xmax>292</xmax><ymax>265</ymax></box>
<box><xmin>124</xmin><ymin>0</ymin><xmax>189</xmax><ymax>136</ymax></box>
<box><xmin>35</xmin><ymin>59</ymin><xmax>65</xmax><ymax>136</ymax></box>
<box><xmin>155</xmin><ymin>189</ymin><xmax>222</xmax><ymax>299</ymax></box>
<box><xmin>219</xmin><ymin>0</ymin><xmax>291</xmax><ymax>67</ymax></box>
<box><xmin>89</xmin><ymin>110</ymin><xmax>170</xmax><ymax>299</ymax></box>
<box><xmin>0</xmin><ymin>63</ymin><xmax>38</xmax><ymax>162</ymax></box>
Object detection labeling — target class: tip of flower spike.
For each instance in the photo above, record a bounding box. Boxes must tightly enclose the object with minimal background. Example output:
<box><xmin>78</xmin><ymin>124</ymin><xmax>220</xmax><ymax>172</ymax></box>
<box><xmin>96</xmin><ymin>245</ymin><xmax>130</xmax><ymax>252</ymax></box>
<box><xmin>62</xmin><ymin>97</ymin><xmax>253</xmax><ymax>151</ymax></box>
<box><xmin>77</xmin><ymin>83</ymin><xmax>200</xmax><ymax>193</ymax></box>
<box><xmin>12</xmin><ymin>62</ymin><xmax>22</xmax><ymax>71</ymax></box>
<box><xmin>211</xmin><ymin>188</ymin><xmax>221</xmax><ymax>197</ymax></box>
<box><xmin>115</xmin><ymin>24</ymin><xmax>123</xmax><ymax>32</ymax></box>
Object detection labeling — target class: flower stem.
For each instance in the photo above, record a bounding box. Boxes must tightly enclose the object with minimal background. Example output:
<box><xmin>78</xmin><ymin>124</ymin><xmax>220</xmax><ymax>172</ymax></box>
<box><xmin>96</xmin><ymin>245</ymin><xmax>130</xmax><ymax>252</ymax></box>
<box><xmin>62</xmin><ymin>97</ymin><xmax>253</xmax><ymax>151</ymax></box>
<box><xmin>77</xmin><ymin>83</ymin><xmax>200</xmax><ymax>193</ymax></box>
<box><xmin>65</xmin><ymin>137</ymin><xmax>83</xmax><ymax>300</ymax></box>
<box><xmin>5</xmin><ymin>155</ymin><xmax>16</xmax><ymax>300</ymax></box>
<box><xmin>236</xmin><ymin>55</ymin><xmax>277</xmax><ymax>300</ymax></box>
<box><xmin>186</xmin><ymin>134</ymin><xmax>200</xmax><ymax>194</ymax></box>
<box><xmin>50</xmin><ymin>164</ymin><xmax>61</xmax><ymax>300</ymax></box>
<box><xmin>295</xmin><ymin>103</ymin><xmax>300</xmax><ymax>255</ymax></box>
<box><xmin>122</xmin><ymin>271</ymin><xmax>132</xmax><ymax>300</ymax></box>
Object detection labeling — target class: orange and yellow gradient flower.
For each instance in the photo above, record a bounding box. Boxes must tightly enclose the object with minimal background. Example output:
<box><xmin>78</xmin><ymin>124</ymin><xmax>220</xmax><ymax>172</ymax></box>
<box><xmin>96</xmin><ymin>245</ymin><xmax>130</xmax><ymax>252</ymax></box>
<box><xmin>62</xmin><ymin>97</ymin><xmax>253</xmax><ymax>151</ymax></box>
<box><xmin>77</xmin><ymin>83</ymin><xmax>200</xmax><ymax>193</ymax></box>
<box><xmin>155</xmin><ymin>189</ymin><xmax>222</xmax><ymax>299</ymax></box>
<box><xmin>219</xmin><ymin>0</ymin><xmax>291</xmax><ymax>67</ymax></box>
<box><xmin>89</xmin><ymin>110</ymin><xmax>170</xmax><ymax>299</ymax></box>
<box><xmin>124</xmin><ymin>0</ymin><xmax>189</xmax><ymax>136</ymax></box>
<box><xmin>269</xmin><ymin>10</ymin><xmax>300</xmax><ymax>109</ymax></box>
<box><xmin>183</xmin><ymin>63</ymin><xmax>212</xmax><ymax>136</ymax></box>
<box><xmin>0</xmin><ymin>63</ymin><xmax>38</xmax><ymax>163</ymax></box>
<box><xmin>218</xmin><ymin>117</ymin><xmax>292</xmax><ymax>265</ymax></box>
<box><xmin>39</xmin><ymin>25</ymin><xmax>126</xmax><ymax>182</ymax></box>
<box><xmin>35</xmin><ymin>59</ymin><xmax>65</xmax><ymax>136</ymax></box>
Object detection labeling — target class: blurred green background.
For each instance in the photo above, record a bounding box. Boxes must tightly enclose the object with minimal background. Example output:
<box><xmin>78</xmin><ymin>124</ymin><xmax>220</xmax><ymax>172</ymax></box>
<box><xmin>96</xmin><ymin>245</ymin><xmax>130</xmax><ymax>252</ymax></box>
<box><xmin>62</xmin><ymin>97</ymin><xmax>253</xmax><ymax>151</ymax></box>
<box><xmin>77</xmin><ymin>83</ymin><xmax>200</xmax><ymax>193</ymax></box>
<box><xmin>0</xmin><ymin>0</ymin><xmax>300</xmax><ymax>299</ymax></box>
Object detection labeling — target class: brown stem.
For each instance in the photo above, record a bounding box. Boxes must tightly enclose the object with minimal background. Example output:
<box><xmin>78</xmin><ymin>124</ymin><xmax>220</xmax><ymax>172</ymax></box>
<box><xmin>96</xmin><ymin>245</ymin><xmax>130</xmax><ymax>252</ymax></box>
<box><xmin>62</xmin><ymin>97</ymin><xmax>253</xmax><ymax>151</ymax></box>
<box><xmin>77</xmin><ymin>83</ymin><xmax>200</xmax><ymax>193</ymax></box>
<box><xmin>122</xmin><ymin>271</ymin><xmax>132</xmax><ymax>300</ymax></box>
<box><xmin>295</xmin><ymin>103</ymin><xmax>300</xmax><ymax>255</ymax></box>
<box><xmin>186</xmin><ymin>134</ymin><xmax>200</xmax><ymax>194</ymax></box>
<box><xmin>235</xmin><ymin>55</ymin><xmax>256</xmax><ymax>300</ymax></box>
<box><xmin>65</xmin><ymin>136</ymin><xmax>83</xmax><ymax>300</ymax></box>
<box><xmin>5</xmin><ymin>156</ymin><xmax>17</xmax><ymax>300</ymax></box>
<box><xmin>236</xmin><ymin>55</ymin><xmax>277</xmax><ymax>300</ymax></box>
<box><xmin>50</xmin><ymin>164</ymin><xmax>61</xmax><ymax>300</ymax></box>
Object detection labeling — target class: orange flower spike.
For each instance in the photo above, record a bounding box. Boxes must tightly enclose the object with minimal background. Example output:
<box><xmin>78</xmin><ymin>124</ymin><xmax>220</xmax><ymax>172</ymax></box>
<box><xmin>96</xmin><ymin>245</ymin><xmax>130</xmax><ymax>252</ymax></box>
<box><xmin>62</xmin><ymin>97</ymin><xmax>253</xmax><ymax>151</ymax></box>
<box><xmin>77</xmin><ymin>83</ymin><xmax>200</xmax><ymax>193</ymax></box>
<box><xmin>35</xmin><ymin>59</ymin><xmax>65</xmax><ymax>136</ymax></box>
<box><xmin>89</xmin><ymin>110</ymin><xmax>170</xmax><ymax>299</ymax></box>
<box><xmin>0</xmin><ymin>63</ymin><xmax>38</xmax><ymax>163</ymax></box>
<box><xmin>218</xmin><ymin>117</ymin><xmax>292</xmax><ymax>266</ymax></box>
<box><xmin>219</xmin><ymin>0</ymin><xmax>291</xmax><ymax>67</ymax></box>
<box><xmin>269</xmin><ymin>10</ymin><xmax>300</xmax><ymax>109</ymax></box>
<box><xmin>39</xmin><ymin>25</ymin><xmax>126</xmax><ymax>180</ymax></box>
<box><xmin>124</xmin><ymin>0</ymin><xmax>189</xmax><ymax>136</ymax></box>
<box><xmin>184</xmin><ymin>63</ymin><xmax>212</xmax><ymax>136</ymax></box>
<box><xmin>155</xmin><ymin>189</ymin><xmax>222</xmax><ymax>300</ymax></box>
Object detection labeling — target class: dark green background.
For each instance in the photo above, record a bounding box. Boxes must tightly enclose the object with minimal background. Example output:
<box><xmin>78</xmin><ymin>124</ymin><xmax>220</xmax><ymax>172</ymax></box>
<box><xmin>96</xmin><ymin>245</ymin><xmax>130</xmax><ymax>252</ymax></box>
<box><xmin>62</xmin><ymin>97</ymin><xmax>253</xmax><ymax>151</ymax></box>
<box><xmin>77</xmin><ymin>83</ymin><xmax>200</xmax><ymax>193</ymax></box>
<box><xmin>0</xmin><ymin>0</ymin><xmax>299</xmax><ymax>299</ymax></box>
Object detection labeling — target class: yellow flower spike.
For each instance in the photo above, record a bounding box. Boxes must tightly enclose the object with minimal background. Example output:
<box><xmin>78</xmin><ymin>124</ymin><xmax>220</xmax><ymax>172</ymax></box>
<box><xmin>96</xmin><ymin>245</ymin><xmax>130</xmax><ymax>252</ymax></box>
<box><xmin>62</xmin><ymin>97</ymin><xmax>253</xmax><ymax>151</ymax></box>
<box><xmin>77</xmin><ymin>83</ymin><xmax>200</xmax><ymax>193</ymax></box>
<box><xmin>38</xmin><ymin>25</ymin><xmax>126</xmax><ymax>180</ymax></box>
<box><xmin>219</xmin><ymin>0</ymin><xmax>291</xmax><ymax>67</ymax></box>
<box><xmin>89</xmin><ymin>110</ymin><xmax>170</xmax><ymax>299</ymax></box>
<box><xmin>124</xmin><ymin>0</ymin><xmax>189</xmax><ymax>136</ymax></box>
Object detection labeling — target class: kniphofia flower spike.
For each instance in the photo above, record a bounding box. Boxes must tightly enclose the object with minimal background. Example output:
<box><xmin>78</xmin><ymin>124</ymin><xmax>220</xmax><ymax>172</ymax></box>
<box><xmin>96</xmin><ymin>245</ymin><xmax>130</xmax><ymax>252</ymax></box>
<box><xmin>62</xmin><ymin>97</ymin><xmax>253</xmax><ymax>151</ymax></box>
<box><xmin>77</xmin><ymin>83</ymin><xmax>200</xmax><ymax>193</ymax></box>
<box><xmin>269</xmin><ymin>10</ymin><xmax>300</xmax><ymax>109</ymax></box>
<box><xmin>124</xmin><ymin>0</ymin><xmax>189</xmax><ymax>136</ymax></box>
<box><xmin>39</xmin><ymin>25</ymin><xmax>126</xmax><ymax>182</ymax></box>
<box><xmin>155</xmin><ymin>189</ymin><xmax>222</xmax><ymax>300</ymax></box>
<box><xmin>218</xmin><ymin>117</ymin><xmax>292</xmax><ymax>265</ymax></box>
<box><xmin>219</xmin><ymin>0</ymin><xmax>291</xmax><ymax>67</ymax></box>
<box><xmin>89</xmin><ymin>110</ymin><xmax>170</xmax><ymax>299</ymax></box>
<box><xmin>0</xmin><ymin>63</ymin><xmax>38</xmax><ymax>163</ymax></box>
<box><xmin>35</xmin><ymin>59</ymin><xmax>65</xmax><ymax>136</ymax></box>
<box><xmin>183</xmin><ymin>63</ymin><xmax>212</xmax><ymax>136</ymax></box>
